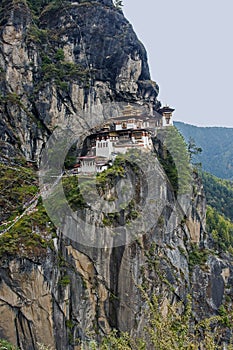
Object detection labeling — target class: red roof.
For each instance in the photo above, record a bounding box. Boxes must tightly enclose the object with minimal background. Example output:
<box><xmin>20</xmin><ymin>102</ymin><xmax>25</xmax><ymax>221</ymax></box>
<box><xmin>78</xmin><ymin>156</ymin><xmax>96</xmax><ymax>160</ymax></box>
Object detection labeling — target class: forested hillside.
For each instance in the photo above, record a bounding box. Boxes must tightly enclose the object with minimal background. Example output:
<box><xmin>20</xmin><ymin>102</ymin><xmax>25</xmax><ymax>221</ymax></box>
<box><xmin>200</xmin><ymin>172</ymin><xmax>233</xmax><ymax>253</ymax></box>
<box><xmin>174</xmin><ymin>121</ymin><xmax>233</xmax><ymax>180</ymax></box>
<box><xmin>174</xmin><ymin>122</ymin><xmax>233</xmax><ymax>254</ymax></box>
<box><xmin>202</xmin><ymin>172</ymin><xmax>233</xmax><ymax>221</ymax></box>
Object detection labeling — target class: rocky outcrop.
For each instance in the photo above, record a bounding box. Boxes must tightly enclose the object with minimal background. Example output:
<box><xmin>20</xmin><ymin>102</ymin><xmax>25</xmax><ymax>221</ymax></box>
<box><xmin>1</xmin><ymin>157</ymin><xmax>233</xmax><ymax>349</ymax></box>
<box><xmin>0</xmin><ymin>0</ymin><xmax>160</xmax><ymax>164</ymax></box>
<box><xmin>0</xmin><ymin>260</ymin><xmax>55</xmax><ymax>349</ymax></box>
<box><xmin>192</xmin><ymin>255</ymin><xmax>233</xmax><ymax>318</ymax></box>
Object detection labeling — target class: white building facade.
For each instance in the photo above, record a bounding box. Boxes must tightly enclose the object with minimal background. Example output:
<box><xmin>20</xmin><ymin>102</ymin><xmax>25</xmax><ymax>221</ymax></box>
<box><xmin>77</xmin><ymin>105</ymin><xmax>175</xmax><ymax>174</ymax></box>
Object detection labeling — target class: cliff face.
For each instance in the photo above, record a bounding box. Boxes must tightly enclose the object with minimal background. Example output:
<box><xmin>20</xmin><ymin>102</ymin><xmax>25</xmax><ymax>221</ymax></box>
<box><xmin>0</xmin><ymin>1</ymin><xmax>233</xmax><ymax>350</ymax></box>
<box><xmin>0</xmin><ymin>0</ymin><xmax>160</xmax><ymax>164</ymax></box>
<box><xmin>1</xmin><ymin>165</ymin><xmax>232</xmax><ymax>350</ymax></box>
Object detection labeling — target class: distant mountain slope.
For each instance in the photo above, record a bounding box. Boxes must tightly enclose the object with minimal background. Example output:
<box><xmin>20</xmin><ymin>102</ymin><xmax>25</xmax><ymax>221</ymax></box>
<box><xmin>174</xmin><ymin>121</ymin><xmax>233</xmax><ymax>180</ymax></box>
<box><xmin>202</xmin><ymin>172</ymin><xmax>233</xmax><ymax>221</ymax></box>
<box><xmin>202</xmin><ymin>172</ymin><xmax>233</xmax><ymax>252</ymax></box>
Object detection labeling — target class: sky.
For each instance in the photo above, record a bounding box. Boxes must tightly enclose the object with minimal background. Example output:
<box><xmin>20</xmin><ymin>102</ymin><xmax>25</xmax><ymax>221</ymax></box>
<box><xmin>123</xmin><ymin>0</ymin><xmax>233</xmax><ymax>127</ymax></box>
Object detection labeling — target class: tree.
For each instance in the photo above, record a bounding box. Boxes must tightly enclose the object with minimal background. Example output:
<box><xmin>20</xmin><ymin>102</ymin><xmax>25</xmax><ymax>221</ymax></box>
<box><xmin>82</xmin><ymin>292</ymin><xmax>233</xmax><ymax>349</ymax></box>
<box><xmin>188</xmin><ymin>137</ymin><xmax>202</xmax><ymax>161</ymax></box>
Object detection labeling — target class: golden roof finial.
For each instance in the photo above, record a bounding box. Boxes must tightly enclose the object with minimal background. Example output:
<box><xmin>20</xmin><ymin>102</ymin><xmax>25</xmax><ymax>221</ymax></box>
<box><xmin>122</xmin><ymin>103</ymin><xmax>135</xmax><ymax>117</ymax></box>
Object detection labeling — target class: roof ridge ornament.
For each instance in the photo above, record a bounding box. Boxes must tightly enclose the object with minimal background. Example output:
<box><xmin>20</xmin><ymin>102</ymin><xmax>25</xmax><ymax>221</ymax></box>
<box><xmin>122</xmin><ymin>103</ymin><xmax>142</xmax><ymax>117</ymax></box>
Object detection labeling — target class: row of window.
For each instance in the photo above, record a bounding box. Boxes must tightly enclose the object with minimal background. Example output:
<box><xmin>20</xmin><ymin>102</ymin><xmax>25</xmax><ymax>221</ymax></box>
<box><xmin>82</xmin><ymin>161</ymin><xmax>95</xmax><ymax>167</ymax></box>
<box><xmin>97</xmin><ymin>142</ymin><xmax>108</xmax><ymax>148</ymax></box>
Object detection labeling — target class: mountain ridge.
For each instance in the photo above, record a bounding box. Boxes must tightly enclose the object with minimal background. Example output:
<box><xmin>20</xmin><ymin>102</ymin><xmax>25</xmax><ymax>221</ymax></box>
<box><xmin>175</xmin><ymin>120</ymin><xmax>233</xmax><ymax>129</ymax></box>
<box><xmin>174</xmin><ymin>121</ymin><xmax>233</xmax><ymax>180</ymax></box>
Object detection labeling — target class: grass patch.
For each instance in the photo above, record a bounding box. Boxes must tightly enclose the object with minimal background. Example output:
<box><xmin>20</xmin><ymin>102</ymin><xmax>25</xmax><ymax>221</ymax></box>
<box><xmin>0</xmin><ymin>163</ymin><xmax>56</xmax><ymax>259</ymax></box>
<box><xmin>0</xmin><ymin>163</ymin><xmax>38</xmax><ymax>221</ymax></box>
<box><xmin>188</xmin><ymin>244</ymin><xmax>209</xmax><ymax>270</ymax></box>
<box><xmin>0</xmin><ymin>199</ymin><xmax>56</xmax><ymax>259</ymax></box>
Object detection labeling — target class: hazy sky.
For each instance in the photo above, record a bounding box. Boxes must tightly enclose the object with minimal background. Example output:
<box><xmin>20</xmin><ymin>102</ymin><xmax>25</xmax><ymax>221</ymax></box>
<box><xmin>123</xmin><ymin>0</ymin><xmax>233</xmax><ymax>127</ymax></box>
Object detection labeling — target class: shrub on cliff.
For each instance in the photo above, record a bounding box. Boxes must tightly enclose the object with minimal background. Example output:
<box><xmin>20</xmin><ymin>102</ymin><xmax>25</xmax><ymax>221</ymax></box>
<box><xmin>96</xmin><ymin>294</ymin><xmax>233</xmax><ymax>349</ymax></box>
<box><xmin>155</xmin><ymin>126</ymin><xmax>192</xmax><ymax>196</ymax></box>
<box><xmin>0</xmin><ymin>339</ymin><xmax>18</xmax><ymax>350</ymax></box>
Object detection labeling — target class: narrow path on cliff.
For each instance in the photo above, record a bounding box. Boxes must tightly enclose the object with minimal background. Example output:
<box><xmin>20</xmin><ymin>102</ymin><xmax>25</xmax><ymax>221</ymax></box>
<box><xmin>0</xmin><ymin>192</ymin><xmax>40</xmax><ymax>235</ymax></box>
<box><xmin>0</xmin><ymin>169</ymin><xmax>67</xmax><ymax>236</ymax></box>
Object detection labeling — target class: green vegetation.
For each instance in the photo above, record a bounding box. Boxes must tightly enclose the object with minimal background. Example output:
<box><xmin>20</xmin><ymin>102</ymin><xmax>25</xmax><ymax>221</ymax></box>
<box><xmin>202</xmin><ymin>172</ymin><xmax>233</xmax><ymax>221</ymax></box>
<box><xmin>156</xmin><ymin>126</ymin><xmax>192</xmax><ymax>196</ymax></box>
<box><xmin>188</xmin><ymin>244</ymin><xmax>209</xmax><ymax>270</ymax></box>
<box><xmin>82</xmin><ymin>292</ymin><xmax>233</xmax><ymax>349</ymax></box>
<box><xmin>54</xmin><ymin>48</ymin><xmax>65</xmax><ymax>61</ymax></box>
<box><xmin>187</xmin><ymin>137</ymin><xmax>202</xmax><ymax>168</ymax></box>
<box><xmin>66</xmin><ymin>319</ymin><xmax>74</xmax><ymax>330</ymax></box>
<box><xmin>97</xmin><ymin>152</ymin><xmax>142</xmax><ymax>226</ymax></box>
<box><xmin>0</xmin><ymin>93</ymin><xmax>25</xmax><ymax>109</ymax></box>
<box><xmin>0</xmin><ymin>154</ymin><xmax>232</xmax><ymax>347</ymax></box>
<box><xmin>102</xmin><ymin>212</ymin><xmax>120</xmax><ymax>227</ymax></box>
<box><xmin>0</xmin><ymin>163</ymin><xmax>38</xmax><ymax>220</ymax></box>
<box><xmin>1</xmin><ymin>291</ymin><xmax>233</xmax><ymax>349</ymax></box>
<box><xmin>64</xmin><ymin>144</ymin><xmax>78</xmax><ymax>169</ymax></box>
<box><xmin>202</xmin><ymin>172</ymin><xmax>233</xmax><ymax>253</ymax></box>
<box><xmin>26</xmin><ymin>20</ymin><xmax>91</xmax><ymax>91</ymax></box>
<box><xmin>48</xmin><ymin>174</ymin><xmax>103</xmax><ymax>217</ymax></box>
<box><xmin>0</xmin><ymin>339</ymin><xmax>19</xmax><ymax>350</ymax></box>
<box><xmin>59</xmin><ymin>274</ymin><xmax>71</xmax><ymax>287</ymax></box>
<box><xmin>62</xmin><ymin>152</ymin><xmax>142</xmax><ymax>227</ymax></box>
<box><xmin>0</xmin><ymin>339</ymin><xmax>52</xmax><ymax>350</ymax></box>
<box><xmin>96</xmin><ymin>155</ymin><xmax>126</xmax><ymax>190</ymax></box>
<box><xmin>174</xmin><ymin>121</ymin><xmax>233</xmax><ymax>180</ymax></box>
<box><xmin>26</xmin><ymin>0</ymin><xmax>62</xmax><ymax>16</ymax></box>
<box><xmin>26</xmin><ymin>25</ymin><xmax>49</xmax><ymax>44</ymax></box>
<box><xmin>0</xmin><ymin>199</ymin><xmax>56</xmax><ymax>258</ymax></box>
<box><xmin>62</xmin><ymin>175</ymin><xmax>90</xmax><ymax>210</ymax></box>
<box><xmin>206</xmin><ymin>206</ymin><xmax>233</xmax><ymax>252</ymax></box>
<box><xmin>0</xmin><ymin>339</ymin><xmax>54</xmax><ymax>350</ymax></box>
<box><xmin>0</xmin><ymin>163</ymin><xmax>56</xmax><ymax>259</ymax></box>
<box><xmin>218</xmin><ymin>305</ymin><xmax>231</xmax><ymax>328</ymax></box>
<box><xmin>26</xmin><ymin>0</ymin><xmax>50</xmax><ymax>15</ymax></box>
<box><xmin>62</xmin><ymin>153</ymin><xmax>141</xmax><ymax>226</ymax></box>
<box><xmin>96</xmin><ymin>150</ymin><xmax>143</xmax><ymax>190</ymax></box>
<box><xmin>26</xmin><ymin>40</ymin><xmax>90</xmax><ymax>90</ymax></box>
<box><xmin>41</xmin><ymin>60</ymin><xmax>90</xmax><ymax>86</ymax></box>
<box><xmin>155</xmin><ymin>126</ymin><xmax>233</xmax><ymax>259</ymax></box>
<box><xmin>125</xmin><ymin>199</ymin><xmax>139</xmax><ymax>222</ymax></box>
